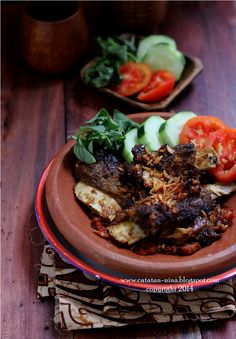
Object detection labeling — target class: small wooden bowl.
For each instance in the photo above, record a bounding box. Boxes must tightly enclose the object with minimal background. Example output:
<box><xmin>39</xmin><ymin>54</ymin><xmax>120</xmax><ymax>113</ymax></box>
<box><xmin>45</xmin><ymin>113</ymin><xmax>236</xmax><ymax>279</ymax></box>
<box><xmin>81</xmin><ymin>55</ymin><xmax>203</xmax><ymax>110</ymax></box>
<box><xmin>20</xmin><ymin>1</ymin><xmax>88</xmax><ymax>74</ymax></box>
<box><xmin>110</xmin><ymin>1</ymin><xmax>168</xmax><ymax>34</ymax></box>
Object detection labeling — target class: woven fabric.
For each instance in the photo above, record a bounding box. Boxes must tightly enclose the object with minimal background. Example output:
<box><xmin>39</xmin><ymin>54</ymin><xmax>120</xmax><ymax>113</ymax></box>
<box><xmin>37</xmin><ymin>245</ymin><xmax>236</xmax><ymax>331</ymax></box>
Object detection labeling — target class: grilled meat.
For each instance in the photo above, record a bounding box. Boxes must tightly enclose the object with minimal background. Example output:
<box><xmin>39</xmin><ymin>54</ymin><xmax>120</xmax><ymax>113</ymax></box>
<box><xmin>159</xmin><ymin>217</ymin><xmax>208</xmax><ymax>245</ymax></box>
<box><xmin>113</xmin><ymin>188</ymin><xmax>215</xmax><ymax>235</ymax></box>
<box><xmin>133</xmin><ymin>206</ymin><xmax>233</xmax><ymax>256</ymax></box>
<box><xmin>74</xmin><ymin>143</ymin><xmax>234</xmax><ymax>256</ymax></box>
<box><xmin>75</xmin><ymin>150</ymin><xmax>135</xmax><ymax>208</ymax></box>
<box><xmin>132</xmin><ymin>143</ymin><xmax>199</xmax><ymax>179</ymax></box>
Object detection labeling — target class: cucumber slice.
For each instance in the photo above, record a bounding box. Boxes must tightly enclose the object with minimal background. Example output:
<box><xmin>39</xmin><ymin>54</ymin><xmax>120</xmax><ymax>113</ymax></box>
<box><xmin>137</xmin><ymin>35</ymin><xmax>177</xmax><ymax>61</ymax></box>
<box><xmin>159</xmin><ymin>111</ymin><xmax>197</xmax><ymax>147</ymax></box>
<box><xmin>137</xmin><ymin>116</ymin><xmax>165</xmax><ymax>151</ymax></box>
<box><xmin>122</xmin><ymin>128</ymin><xmax>138</xmax><ymax>162</ymax></box>
<box><xmin>143</xmin><ymin>43</ymin><xmax>185</xmax><ymax>80</ymax></box>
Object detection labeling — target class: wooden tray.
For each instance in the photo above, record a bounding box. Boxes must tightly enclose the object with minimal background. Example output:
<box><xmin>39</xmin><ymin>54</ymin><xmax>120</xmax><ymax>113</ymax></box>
<box><xmin>81</xmin><ymin>54</ymin><xmax>203</xmax><ymax>111</ymax></box>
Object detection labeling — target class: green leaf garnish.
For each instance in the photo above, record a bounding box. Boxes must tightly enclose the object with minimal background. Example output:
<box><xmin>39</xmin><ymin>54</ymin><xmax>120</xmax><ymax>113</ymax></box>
<box><xmin>74</xmin><ymin>143</ymin><xmax>96</xmax><ymax>164</ymax></box>
<box><xmin>83</xmin><ymin>35</ymin><xmax>137</xmax><ymax>88</ymax></box>
<box><xmin>73</xmin><ymin>108</ymin><xmax>140</xmax><ymax>164</ymax></box>
<box><xmin>113</xmin><ymin>109</ymin><xmax>139</xmax><ymax>132</ymax></box>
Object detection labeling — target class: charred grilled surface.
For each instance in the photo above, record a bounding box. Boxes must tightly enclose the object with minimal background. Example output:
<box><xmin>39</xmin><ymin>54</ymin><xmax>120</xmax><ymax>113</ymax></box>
<box><xmin>133</xmin><ymin>206</ymin><xmax>233</xmax><ymax>256</ymax></box>
<box><xmin>114</xmin><ymin>144</ymin><xmax>233</xmax><ymax>255</ymax></box>
<box><xmin>159</xmin><ymin>216</ymin><xmax>210</xmax><ymax>245</ymax></box>
<box><xmin>75</xmin><ymin>144</ymin><xmax>234</xmax><ymax>256</ymax></box>
<box><xmin>75</xmin><ymin>150</ymin><xmax>135</xmax><ymax>208</ymax></box>
<box><xmin>132</xmin><ymin>143</ymin><xmax>200</xmax><ymax>179</ymax></box>
<box><xmin>114</xmin><ymin>145</ymin><xmax>216</xmax><ymax>234</ymax></box>
<box><xmin>157</xmin><ymin>144</ymin><xmax>198</xmax><ymax>178</ymax></box>
<box><xmin>114</xmin><ymin>188</ymin><xmax>216</xmax><ymax>235</ymax></box>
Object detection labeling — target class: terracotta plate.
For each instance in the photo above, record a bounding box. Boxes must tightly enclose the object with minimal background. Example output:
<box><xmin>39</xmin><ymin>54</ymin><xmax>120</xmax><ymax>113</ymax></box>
<box><xmin>36</xmin><ymin>164</ymin><xmax>236</xmax><ymax>292</ymax></box>
<box><xmin>81</xmin><ymin>55</ymin><xmax>203</xmax><ymax>110</ymax></box>
<box><xmin>45</xmin><ymin>113</ymin><xmax>236</xmax><ymax>282</ymax></box>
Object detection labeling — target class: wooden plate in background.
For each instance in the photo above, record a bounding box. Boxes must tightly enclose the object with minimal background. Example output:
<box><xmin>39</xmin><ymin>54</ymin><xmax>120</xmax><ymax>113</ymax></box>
<box><xmin>81</xmin><ymin>55</ymin><xmax>203</xmax><ymax>110</ymax></box>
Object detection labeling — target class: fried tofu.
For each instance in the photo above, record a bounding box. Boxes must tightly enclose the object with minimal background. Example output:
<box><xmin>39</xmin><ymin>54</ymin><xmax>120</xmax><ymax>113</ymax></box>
<box><xmin>107</xmin><ymin>221</ymin><xmax>146</xmax><ymax>245</ymax></box>
<box><xmin>74</xmin><ymin>182</ymin><xmax>122</xmax><ymax>222</ymax></box>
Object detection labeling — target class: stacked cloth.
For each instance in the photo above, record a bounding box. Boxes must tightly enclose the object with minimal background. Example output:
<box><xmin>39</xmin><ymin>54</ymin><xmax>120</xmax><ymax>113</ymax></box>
<box><xmin>37</xmin><ymin>245</ymin><xmax>236</xmax><ymax>331</ymax></box>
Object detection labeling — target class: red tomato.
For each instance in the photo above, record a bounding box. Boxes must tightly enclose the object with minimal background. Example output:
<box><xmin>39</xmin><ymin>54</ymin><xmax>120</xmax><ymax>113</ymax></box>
<box><xmin>209</xmin><ymin>128</ymin><xmax>236</xmax><ymax>183</ymax></box>
<box><xmin>115</xmin><ymin>62</ymin><xmax>152</xmax><ymax>97</ymax></box>
<box><xmin>180</xmin><ymin>116</ymin><xmax>227</xmax><ymax>148</ymax></box>
<box><xmin>137</xmin><ymin>70</ymin><xmax>176</xmax><ymax>102</ymax></box>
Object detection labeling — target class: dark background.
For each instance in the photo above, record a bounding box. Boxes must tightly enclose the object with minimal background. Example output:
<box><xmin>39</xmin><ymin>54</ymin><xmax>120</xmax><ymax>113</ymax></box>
<box><xmin>2</xmin><ymin>1</ymin><xmax>236</xmax><ymax>338</ymax></box>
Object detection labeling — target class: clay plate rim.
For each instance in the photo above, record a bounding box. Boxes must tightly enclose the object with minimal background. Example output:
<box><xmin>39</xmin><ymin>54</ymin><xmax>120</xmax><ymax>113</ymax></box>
<box><xmin>80</xmin><ymin>55</ymin><xmax>203</xmax><ymax>110</ymax></box>
<box><xmin>45</xmin><ymin>112</ymin><xmax>236</xmax><ymax>279</ymax></box>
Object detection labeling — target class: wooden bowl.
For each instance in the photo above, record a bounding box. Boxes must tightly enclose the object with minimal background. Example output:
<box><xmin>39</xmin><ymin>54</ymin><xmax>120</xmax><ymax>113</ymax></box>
<box><xmin>20</xmin><ymin>1</ymin><xmax>88</xmax><ymax>74</ymax></box>
<box><xmin>45</xmin><ymin>113</ymin><xmax>236</xmax><ymax>279</ymax></box>
<box><xmin>81</xmin><ymin>55</ymin><xmax>203</xmax><ymax>110</ymax></box>
<box><xmin>110</xmin><ymin>1</ymin><xmax>168</xmax><ymax>34</ymax></box>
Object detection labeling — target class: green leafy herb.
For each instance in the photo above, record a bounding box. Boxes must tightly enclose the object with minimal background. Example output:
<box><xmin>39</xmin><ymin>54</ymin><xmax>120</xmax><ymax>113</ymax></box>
<box><xmin>84</xmin><ymin>35</ymin><xmax>137</xmax><ymax>88</ymax></box>
<box><xmin>73</xmin><ymin>108</ymin><xmax>139</xmax><ymax>164</ymax></box>
<box><xmin>113</xmin><ymin>109</ymin><xmax>139</xmax><ymax>132</ymax></box>
<box><xmin>74</xmin><ymin>140</ymin><xmax>96</xmax><ymax>164</ymax></box>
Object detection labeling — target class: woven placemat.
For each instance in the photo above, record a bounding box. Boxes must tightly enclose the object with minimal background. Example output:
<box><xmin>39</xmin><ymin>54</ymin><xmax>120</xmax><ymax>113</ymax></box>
<box><xmin>37</xmin><ymin>245</ymin><xmax>236</xmax><ymax>331</ymax></box>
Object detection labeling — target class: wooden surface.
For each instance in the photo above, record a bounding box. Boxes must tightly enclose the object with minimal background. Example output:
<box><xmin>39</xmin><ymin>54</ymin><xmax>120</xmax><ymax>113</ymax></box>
<box><xmin>1</xmin><ymin>2</ymin><xmax>236</xmax><ymax>338</ymax></box>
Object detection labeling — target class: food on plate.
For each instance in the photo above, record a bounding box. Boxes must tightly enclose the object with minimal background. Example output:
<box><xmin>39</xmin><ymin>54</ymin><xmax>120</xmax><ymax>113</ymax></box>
<box><xmin>141</xmin><ymin>43</ymin><xmax>185</xmax><ymax>81</ymax></box>
<box><xmin>137</xmin><ymin>70</ymin><xmax>176</xmax><ymax>103</ymax></box>
<box><xmin>205</xmin><ymin>182</ymin><xmax>236</xmax><ymax>199</ymax></box>
<box><xmin>180</xmin><ymin>117</ymin><xmax>236</xmax><ymax>183</ymax></box>
<box><xmin>122</xmin><ymin>112</ymin><xmax>198</xmax><ymax>162</ymax></box>
<box><xmin>137</xmin><ymin>116</ymin><xmax>165</xmax><ymax>151</ymax></box>
<box><xmin>74</xmin><ymin>182</ymin><xmax>122</xmax><ymax>222</ymax></box>
<box><xmin>137</xmin><ymin>35</ymin><xmax>177</xmax><ymax>61</ymax></box>
<box><xmin>122</xmin><ymin>115</ymin><xmax>168</xmax><ymax>164</ymax></box>
<box><xmin>194</xmin><ymin>146</ymin><xmax>219</xmax><ymax>170</ymax></box>
<box><xmin>180</xmin><ymin>116</ymin><xmax>227</xmax><ymax>147</ymax></box>
<box><xmin>159</xmin><ymin>111</ymin><xmax>196</xmax><ymax>147</ymax></box>
<box><xmin>208</xmin><ymin>128</ymin><xmax>236</xmax><ymax>183</ymax></box>
<box><xmin>122</xmin><ymin>128</ymin><xmax>139</xmax><ymax>163</ymax></box>
<box><xmin>83</xmin><ymin>34</ymin><xmax>186</xmax><ymax>102</ymax></box>
<box><xmin>83</xmin><ymin>36</ymin><xmax>137</xmax><ymax>88</ymax></box>
<box><xmin>73</xmin><ymin>108</ymin><xmax>139</xmax><ymax>164</ymax></box>
<box><xmin>107</xmin><ymin>221</ymin><xmax>146</xmax><ymax>246</ymax></box>
<box><xmin>72</xmin><ymin>109</ymin><xmax>235</xmax><ymax>256</ymax></box>
<box><xmin>115</xmin><ymin>62</ymin><xmax>152</xmax><ymax>97</ymax></box>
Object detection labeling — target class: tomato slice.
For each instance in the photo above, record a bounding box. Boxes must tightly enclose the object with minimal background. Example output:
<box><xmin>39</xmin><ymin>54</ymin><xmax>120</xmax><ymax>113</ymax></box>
<box><xmin>137</xmin><ymin>70</ymin><xmax>176</xmax><ymax>102</ymax></box>
<box><xmin>115</xmin><ymin>62</ymin><xmax>152</xmax><ymax>97</ymax></box>
<box><xmin>209</xmin><ymin>128</ymin><xmax>236</xmax><ymax>183</ymax></box>
<box><xmin>180</xmin><ymin>116</ymin><xmax>227</xmax><ymax>148</ymax></box>
<box><xmin>180</xmin><ymin>116</ymin><xmax>235</xmax><ymax>183</ymax></box>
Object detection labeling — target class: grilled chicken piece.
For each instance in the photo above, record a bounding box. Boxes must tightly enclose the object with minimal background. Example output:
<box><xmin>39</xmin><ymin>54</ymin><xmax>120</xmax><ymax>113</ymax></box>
<box><xmin>74</xmin><ymin>182</ymin><xmax>121</xmax><ymax>222</ymax></box>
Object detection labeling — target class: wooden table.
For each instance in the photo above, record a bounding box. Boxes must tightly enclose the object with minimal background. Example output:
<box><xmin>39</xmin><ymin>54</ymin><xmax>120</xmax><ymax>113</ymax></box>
<box><xmin>2</xmin><ymin>2</ymin><xmax>236</xmax><ymax>338</ymax></box>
